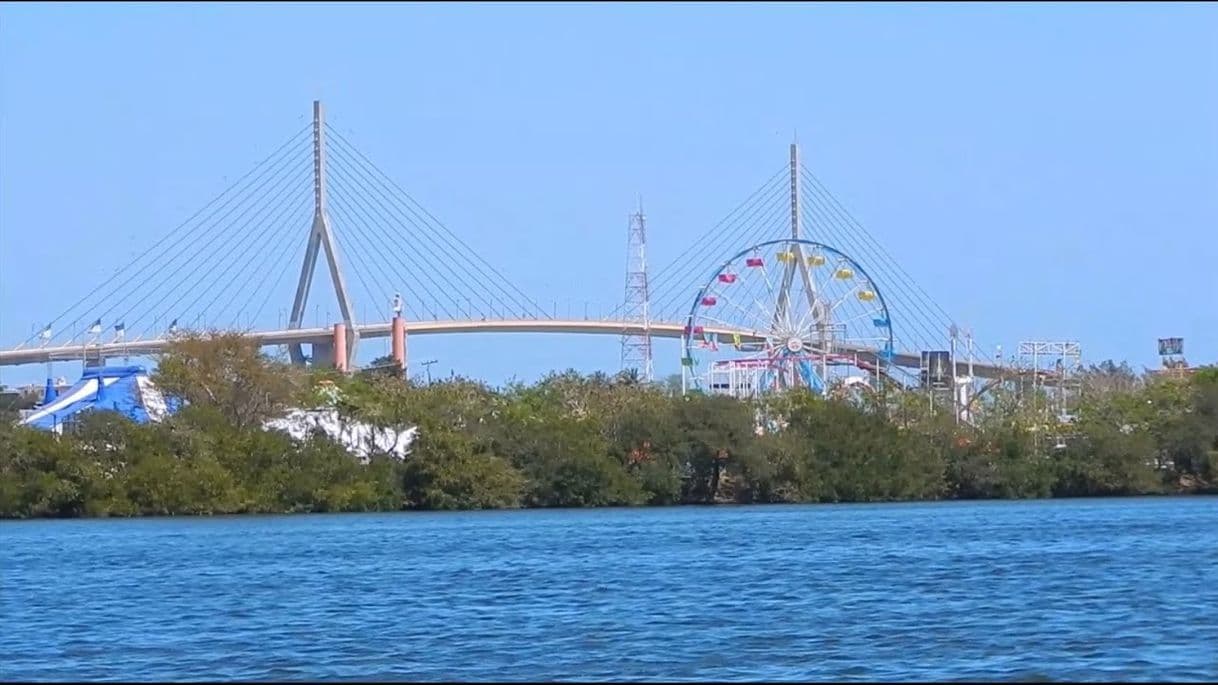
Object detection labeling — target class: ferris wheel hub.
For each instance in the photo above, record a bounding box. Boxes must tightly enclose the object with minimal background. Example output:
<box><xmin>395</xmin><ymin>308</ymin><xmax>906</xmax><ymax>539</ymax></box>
<box><xmin>785</xmin><ymin>336</ymin><xmax>803</xmax><ymax>353</ymax></box>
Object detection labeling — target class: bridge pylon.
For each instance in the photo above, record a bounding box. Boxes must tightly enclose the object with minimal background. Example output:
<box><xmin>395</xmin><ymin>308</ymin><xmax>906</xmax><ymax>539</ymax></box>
<box><xmin>287</xmin><ymin>100</ymin><xmax>358</xmax><ymax>370</ymax></box>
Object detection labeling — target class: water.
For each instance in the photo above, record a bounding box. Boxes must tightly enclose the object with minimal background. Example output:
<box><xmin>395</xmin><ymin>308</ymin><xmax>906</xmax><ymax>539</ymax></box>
<box><xmin>3</xmin><ymin>498</ymin><xmax>1217</xmax><ymax>682</ymax></box>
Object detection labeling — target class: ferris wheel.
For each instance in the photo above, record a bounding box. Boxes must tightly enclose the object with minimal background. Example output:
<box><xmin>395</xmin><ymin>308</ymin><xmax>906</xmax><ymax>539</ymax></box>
<box><xmin>681</xmin><ymin>238</ymin><xmax>895</xmax><ymax>398</ymax></box>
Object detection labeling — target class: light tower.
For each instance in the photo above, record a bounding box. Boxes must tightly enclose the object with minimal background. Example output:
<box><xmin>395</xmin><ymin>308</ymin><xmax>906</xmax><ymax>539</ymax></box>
<box><xmin>287</xmin><ymin>100</ymin><xmax>358</xmax><ymax>370</ymax></box>
<box><xmin>621</xmin><ymin>200</ymin><xmax>653</xmax><ymax>382</ymax></box>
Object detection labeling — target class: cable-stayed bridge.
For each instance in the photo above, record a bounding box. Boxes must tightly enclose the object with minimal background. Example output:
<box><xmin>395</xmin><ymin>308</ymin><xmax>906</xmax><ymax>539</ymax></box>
<box><xmin>2</xmin><ymin>101</ymin><xmax>1058</xmax><ymax>408</ymax></box>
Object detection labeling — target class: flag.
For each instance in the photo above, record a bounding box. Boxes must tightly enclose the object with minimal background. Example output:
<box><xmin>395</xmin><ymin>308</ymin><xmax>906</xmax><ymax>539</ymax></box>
<box><xmin>88</xmin><ymin>319</ymin><xmax>102</xmax><ymax>335</ymax></box>
<box><xmin>40</xmin><ymin>325</ymin><xmax>51</xmax><ymax>340</ymax></box>
<box><xmin>114</xmin><ymin>323</ymin><xmax>126</xmax><ymax>339</ymax></box>
<box><xmin>168</xmin><ymin>319</ymin><xmax>178</xmax><ymax>334</ymax></box>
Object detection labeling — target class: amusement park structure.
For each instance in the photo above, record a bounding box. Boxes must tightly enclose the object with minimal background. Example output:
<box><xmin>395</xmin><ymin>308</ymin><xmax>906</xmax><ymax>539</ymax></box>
<box><xmin>1</xmin><ymin>101</ymin><xmax>1076</xmax><ymax>423</ymax></box>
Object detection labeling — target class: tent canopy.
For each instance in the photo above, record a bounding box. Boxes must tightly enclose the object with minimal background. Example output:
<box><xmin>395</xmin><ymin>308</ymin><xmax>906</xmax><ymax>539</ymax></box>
<box><xmin>20</xmin><ymin>366</ymin><xmax>173</xmax><ymax>433</ymax></box>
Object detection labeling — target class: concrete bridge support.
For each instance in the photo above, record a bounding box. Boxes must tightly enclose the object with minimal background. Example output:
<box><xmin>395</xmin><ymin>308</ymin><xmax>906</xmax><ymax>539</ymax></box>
<box><xmin>391</xmin><ymin>315</ymin><xmax>407</xmax><ymax>375</ymax></box>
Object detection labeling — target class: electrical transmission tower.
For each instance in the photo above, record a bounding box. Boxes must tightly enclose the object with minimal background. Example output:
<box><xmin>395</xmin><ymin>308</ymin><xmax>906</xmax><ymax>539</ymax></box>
<box><xmin>621</xmin><ymin>202</ymin><xmax>653</xmax><ymax>382</ymax></box>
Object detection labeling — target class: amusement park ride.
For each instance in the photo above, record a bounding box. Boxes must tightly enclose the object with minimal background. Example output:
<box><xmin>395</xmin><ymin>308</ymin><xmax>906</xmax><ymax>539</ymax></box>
<box><xmin>1</xmin><ymin>101</ymin><xmax>1081</xmax><ymax>428</ymax></box>
<box><xmin>664</xmin><ymin>144</ymin><xmax>1079</xmax><ymax>426</ymax></box>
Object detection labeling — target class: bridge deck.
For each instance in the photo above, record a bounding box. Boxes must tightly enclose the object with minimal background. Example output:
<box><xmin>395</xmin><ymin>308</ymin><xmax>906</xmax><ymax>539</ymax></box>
<box><xmin>0</xmin><ymin>319</ymin><xmax>1031</xmax><ymax>381</ymax></box>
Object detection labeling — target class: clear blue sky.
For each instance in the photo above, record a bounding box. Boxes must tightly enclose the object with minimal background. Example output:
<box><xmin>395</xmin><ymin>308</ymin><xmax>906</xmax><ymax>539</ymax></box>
<box><xmin>2</xmin><ymin>2</ymin><xmax>1216</xmax><ymax>387</ymax></box>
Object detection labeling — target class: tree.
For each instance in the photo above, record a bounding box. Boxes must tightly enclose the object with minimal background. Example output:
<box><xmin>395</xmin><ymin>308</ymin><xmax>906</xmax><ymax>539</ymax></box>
<box><xmin>361</xmin><ymin>355</ymin><xmax>404</xmax><ymax>380</ymax></box>
<box><xmin>674</xmin><ymin>393</ymin><xmax>756</xmax><ymax>503</ymax></box>
<box><xmin>661</xmin><ymin>373</ymin><xmax>684</xmax><ymax>397</ymax></box>
<box><xmin>401</xmin><ymin>430</ymin><xmax>523</xmax><ymax>510</ymax></box>
<box><xmin>154</xmin><ymin>332</ymin><xmax>303</xmax><ymax>431</ymax></box>
<box><xmin>1079</xmin><ymin>360</ymin><xmax>1142</xmax><ymax>396</ymax></box>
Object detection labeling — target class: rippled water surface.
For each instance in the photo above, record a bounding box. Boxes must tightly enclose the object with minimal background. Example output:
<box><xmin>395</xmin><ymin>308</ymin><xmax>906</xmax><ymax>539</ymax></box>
<box><xmin>3</xmin><ymin>498</ymin><xmax>1218</xmax><ymax>681</ymax></box>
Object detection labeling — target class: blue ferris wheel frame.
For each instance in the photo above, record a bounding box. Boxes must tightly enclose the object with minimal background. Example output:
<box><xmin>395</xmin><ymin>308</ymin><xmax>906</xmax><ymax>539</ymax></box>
<box><xmin>682</xmin><ymin>238</ymin><xmax>896</xmax><ymax>383</ymax></box>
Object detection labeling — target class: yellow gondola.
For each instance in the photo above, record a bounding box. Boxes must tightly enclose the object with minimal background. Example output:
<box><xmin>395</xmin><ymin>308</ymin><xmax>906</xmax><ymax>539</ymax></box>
<box><xmin>776</xmin><ymin>251</ymin><xmax>796</xmax><ymax>263</ymax></box>
<box><xmin>857</xmin><ymin>289</ymin><xmax>876</xmax><ymax>302</ymax></box>
<box><xmin>807</xmin><ymin>254</ymin><xmax>826</xmax><ymax>266</ymax></box>
<box><xmin>834</xmin><ymin>267</ymin><xmax>854</xmax><ymax>280</ymax></box>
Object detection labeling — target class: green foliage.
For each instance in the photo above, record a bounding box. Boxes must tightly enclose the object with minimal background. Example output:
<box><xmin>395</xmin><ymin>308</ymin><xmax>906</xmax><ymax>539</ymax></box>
<box><xmin>153</xmin><ymin>331</ymin><xmax>303</xmax><ymax>431</ymax></box>
<box><xmin>2</xmin><ymin>336</ymin><xmax>1216</xmax><ymax>518</ymax></box>
<box><xmin>401</xmin><ymin>431</ymin><xmax>523</xmax><ymax>510</ymax></box>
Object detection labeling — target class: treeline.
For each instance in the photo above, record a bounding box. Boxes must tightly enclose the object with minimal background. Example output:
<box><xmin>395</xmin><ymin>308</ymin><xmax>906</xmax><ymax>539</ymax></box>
<box><xmin>1</xmin><ymin>334</ymin><xmax>1216</xmax><ymax>518</ymax></box>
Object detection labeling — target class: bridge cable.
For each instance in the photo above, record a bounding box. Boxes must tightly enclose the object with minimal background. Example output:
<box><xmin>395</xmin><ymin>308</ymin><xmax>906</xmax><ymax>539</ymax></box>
<box><xmin>632</xmin><ymin>167</ymin><xmax>788</xmax><ymax>317</ymax></box>
<box><xmin>644</xmin><ymin>167</ymin><xmax>787</xmax><ymax>288</ymax></box>
<box><xmin>660</xmin><ymin>194</ymin><xmax>797</xmax><ymax>327</ymax></box>
<box><xmin>326</xmin><ymin>144</ymin><xmax>530</xmax><ymax>320</ymax></box>
<box><xmin>325</xmin><ymin>125</ymin><xmax>544</xmax><ymax>319</ymax></box>
<box><xmin>799</xmin><ymin>169</ymin><xmax>961</xmax><ymax>353</ymax></box>
<box><xmin>84</xmin><ymin>139</ymin><xmax>310</xmax><ymax>337</ymax></box>
<box><xmin>659</xmin><ymin>185</ymin><xmax>794</xmax><ymax>319</ymax></box>
<box><xmin>325</xmin><ymin>139</ymin><xmax>536</xmax><ymax>320</ymax></box>
<box><xmin>204</xmin><ymin>194</ymin><xmax>318</xmax><ymax>332</ymax></box>
<box><xmin>21</xmin><ymin>124</ymin><xmax>312</xmax><ymax>347</ymax></box>
<box><xmin>325</xmin><ymin>155</ymin><xmax>507</xmax><ymax>319</ymax></box>
<box><xmin>219</xmin><ymin>200</ymin><xmax>316</xmax><ymax>331</ymax></box>
<box><xmin>604</xmin><ymin>169</ymin><xmax>788</xmax><ymax>322</ymax></box>
<box><xmin>186</xmin><ymin>186</ymin><xmax>314</xmax><ymax>331</ymax></box>
<box><xmin>132</xmin><ymin>178</ymin><xmax>309</xmax><ymax>339</ymax></box>
<box><xmin>229</xmin><ymin>203</ymin><xmax>318</xmax><ymax>332</ymax></box>
<box><xmin>647</xmin><ymin>178</ymin><xmax>792</xmax><ymax>320</ymax></box>
<box><xmin>116</xmin><ymin>156</ymin><xmax>311</xmax><ymax>337</ymax></box>
<box><xmin>800</xmin><ymin>193</ymin><xmax>943</xmax><ymax>353</ymax></box>
<box><xmin>130</xmin><ymin>163</ymin><xmax>313</xmax><ymax>338</ymax></box>
<box><xmin>82</xmin><ymin>144</ymin><xmax>311</xmax><ymax>343</ymax></box>
<box><xmin>324</xmin><ymin>125</ymin><xmax>550</xmax><ymax>319</ymax></box>
<box><xmin>326</xmin><ymin>186</ymin><xmax>455</xmax><ymax>320</ymax></box>
<box><xmin>328</xmin><ymin>211</ymin><xmax>396</xmax><ymax>324</ymax></box>
<box><xmin>331</xmin><ymin>208</ymin><xmax>414</xmax><ymax>322</ymax></box>
<box><xmin>247</xmin><ymin>231</ymin><xmax>311</xmax><ymax>333</ymax></box>
<box><xmin>802</xmin><ymin>167</ymin><xmax>963</xmax><ymax>330</ymax></box>
<box><xmin>325</xmin><ymin>169</ymin><xmax>465</xmax><ymax>319</ymax></box>
<box><xmin>797</xmin><ymin>174</ymin><xmax>945</xmax><ymax>352</ymax></box>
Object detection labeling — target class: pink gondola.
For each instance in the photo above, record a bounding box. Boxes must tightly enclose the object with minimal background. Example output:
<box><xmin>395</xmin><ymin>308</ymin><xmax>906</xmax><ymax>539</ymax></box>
<box><xmin>718</xmin><ymin>273</ymin><xmax>737</xmax><ymax>284</ymax></box>
<box><xmin>684</xmin><ymin>325</ymin><xmax>704</xmax><ymax>335</ymax></box>
<box><xmin>746</xmin><ymin>257</ymin><xmax>764</xmax><ymax>267</ymax></box>
<box><xmin>701</xmin><ymin>296</ymin><xmax>717</xmax><ymax>306</ymax></box>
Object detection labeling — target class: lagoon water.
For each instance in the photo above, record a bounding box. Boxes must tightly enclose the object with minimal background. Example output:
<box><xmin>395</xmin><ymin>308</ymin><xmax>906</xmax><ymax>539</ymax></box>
<box><xmin>3</xmin><ymin>497</ymin><xmax>1217</xmax><ymax>681</ymax></box>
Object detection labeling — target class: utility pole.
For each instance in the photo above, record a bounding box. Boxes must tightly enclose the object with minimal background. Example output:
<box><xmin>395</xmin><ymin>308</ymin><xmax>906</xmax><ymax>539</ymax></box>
<box><xmin>421</xmin><ymin>359</ymin><xmax>438</xmax><ymax>385</ymax></box>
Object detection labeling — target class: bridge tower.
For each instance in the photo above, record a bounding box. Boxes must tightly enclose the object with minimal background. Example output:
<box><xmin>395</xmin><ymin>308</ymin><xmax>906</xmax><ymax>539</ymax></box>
<box><xmin>620</xmin><ymin>201</ymin><xmax>653</xmax><ymax>382</ymax></box>
<box><xmin>287</xmin><ymin>100</ymin><xmax>358</xmax><ymax>370</ymax></box>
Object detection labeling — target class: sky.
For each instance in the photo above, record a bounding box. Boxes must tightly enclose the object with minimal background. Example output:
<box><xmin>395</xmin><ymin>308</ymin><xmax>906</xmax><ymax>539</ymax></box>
<box><xmin>1</xmin><ymin>2</ymin><xmax>1216</xmax><ymax>388</ymax></box>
